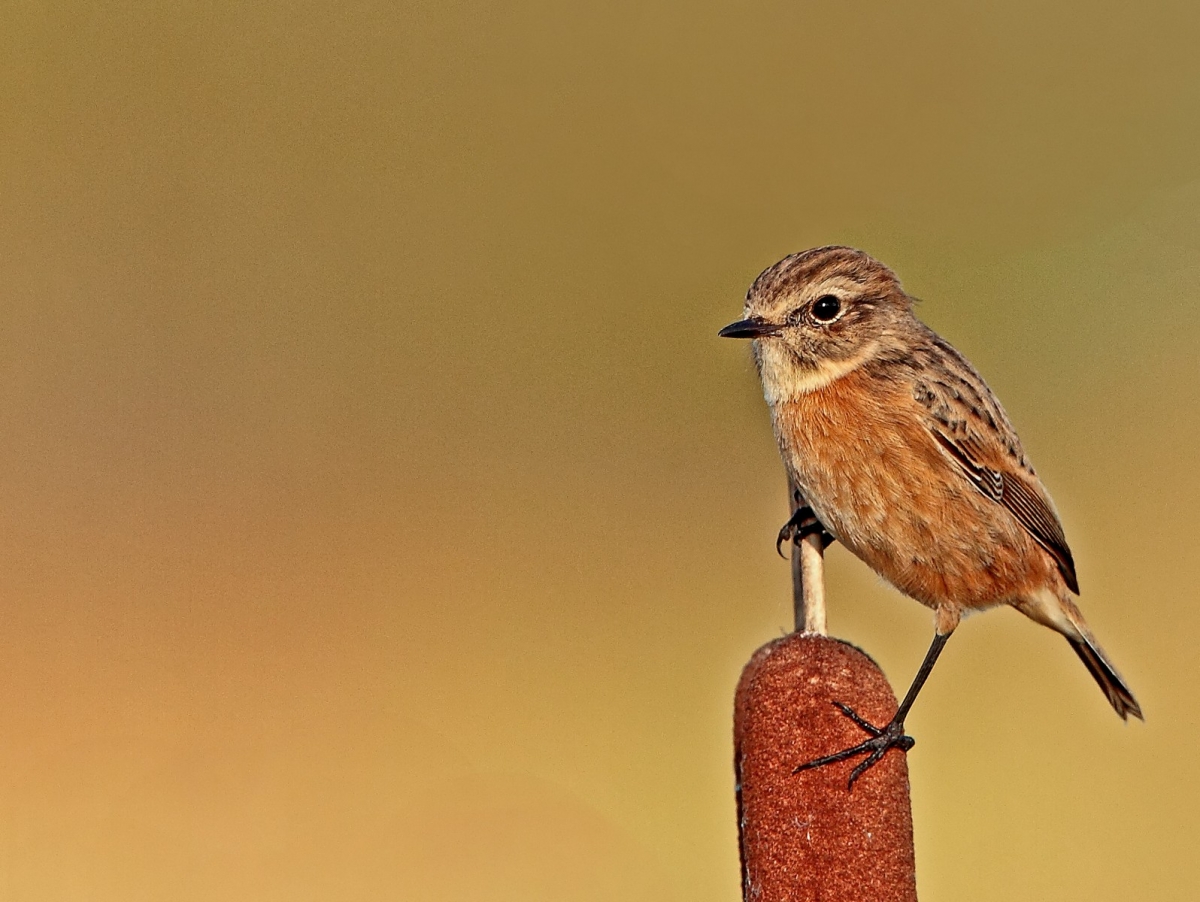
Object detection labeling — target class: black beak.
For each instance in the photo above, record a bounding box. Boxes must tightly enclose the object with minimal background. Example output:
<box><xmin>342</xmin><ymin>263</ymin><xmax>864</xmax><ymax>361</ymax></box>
<box><xmin>718</xmin><ymin>317</ymin><xmax>782</xmax><ymax>339</ymax></box>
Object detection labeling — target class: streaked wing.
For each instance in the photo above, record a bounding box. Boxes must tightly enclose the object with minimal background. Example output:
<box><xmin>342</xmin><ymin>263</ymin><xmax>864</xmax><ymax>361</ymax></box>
<box><xmin>910</xmin><ymin>333</ymin><xmax>1079</xmax><ymax>594</ymax></box>
<box><xmin>930</xmin><ymin>428</ymin><xmax>1079</xmax><ymax>594</ymax></box>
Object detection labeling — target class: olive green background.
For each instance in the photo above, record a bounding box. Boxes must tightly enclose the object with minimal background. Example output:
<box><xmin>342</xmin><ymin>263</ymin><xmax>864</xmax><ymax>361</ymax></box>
<box><xmin>1</xmin><ymin>2</ymin><xmax>1197</xmax><ymax>899</ymax></box>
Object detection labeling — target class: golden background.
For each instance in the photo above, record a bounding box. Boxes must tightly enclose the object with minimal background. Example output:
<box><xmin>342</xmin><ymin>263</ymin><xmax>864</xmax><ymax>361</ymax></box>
<box><xmin>1</xmin><ymin>2</ymin><xmax>1197</xmax><ymax>898</ymax></box>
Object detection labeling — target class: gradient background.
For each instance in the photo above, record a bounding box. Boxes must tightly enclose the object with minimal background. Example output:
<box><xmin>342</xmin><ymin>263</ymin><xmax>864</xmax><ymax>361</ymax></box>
<box><xmin>1</xmin><ymin>2</ymin><xmax>1197</xmax><ymax>899</ymax></box>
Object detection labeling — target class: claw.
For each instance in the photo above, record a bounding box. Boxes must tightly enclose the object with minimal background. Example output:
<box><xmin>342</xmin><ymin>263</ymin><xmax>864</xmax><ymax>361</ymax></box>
<box><xmin>792</xmin><ymin>702</ymin><xmax>915</xmax><ymax>789</ymax></box>
<box><xmin>776</xmin><ymin>505</ymin><xmax>836</xmax><ymax>558</ymax></box>
<box><xmin>775</xmin><ymin>523</ymin><xmax>796</xmax><ymax>558</ymax></box>
<box><xmin>832</xmin><ymin>701</ymin><xmax>881</xmax><ymax>735</ymax></box>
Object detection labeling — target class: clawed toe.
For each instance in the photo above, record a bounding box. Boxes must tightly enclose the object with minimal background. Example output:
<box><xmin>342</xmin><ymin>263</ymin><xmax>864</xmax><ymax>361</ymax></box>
<box><xmin>792</xmin><ymin>702</ymin><xmax>915</xmax><ymax>789</ymax></box>
<box><xmin>776</xmin><ymin>505</ymin><xmax>836</xmax><ymax>558</ymax></box>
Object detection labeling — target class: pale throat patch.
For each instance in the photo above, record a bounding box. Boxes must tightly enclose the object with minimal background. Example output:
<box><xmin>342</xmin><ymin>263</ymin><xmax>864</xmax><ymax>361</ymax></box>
<box><xmin>755</xmin><ymin>339</ymin><xmax>879</xmax><ymax>405</ymax></box>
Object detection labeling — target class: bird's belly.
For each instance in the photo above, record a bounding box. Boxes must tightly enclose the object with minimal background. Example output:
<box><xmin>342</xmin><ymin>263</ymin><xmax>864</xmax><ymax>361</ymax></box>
<box><xmin>775</xmin><ymin>393</ymin><xmax>1046</xmax><ymax>610</ymax></box>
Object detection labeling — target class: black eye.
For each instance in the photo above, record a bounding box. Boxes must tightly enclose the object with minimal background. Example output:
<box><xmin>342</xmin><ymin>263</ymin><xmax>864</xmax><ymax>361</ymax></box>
<box><xmin>811</xmin><ymin>295</ymin><xmax>841</xmax><ymax>322</ymax></box>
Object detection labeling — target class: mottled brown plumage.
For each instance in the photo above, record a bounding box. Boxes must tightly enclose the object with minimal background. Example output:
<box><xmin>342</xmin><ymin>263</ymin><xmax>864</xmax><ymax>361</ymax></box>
<box><xmin>721</xmin><ymin>246</ymin><xmax>1140</xmax><ymax>783</ymax></box>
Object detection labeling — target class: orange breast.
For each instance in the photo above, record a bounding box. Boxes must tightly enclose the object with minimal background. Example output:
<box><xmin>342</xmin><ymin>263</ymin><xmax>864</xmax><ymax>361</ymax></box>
<box><xmin>772</xmin><ymin>369</ymin><xmax>1057</xmax><ymax>611</ymax></box>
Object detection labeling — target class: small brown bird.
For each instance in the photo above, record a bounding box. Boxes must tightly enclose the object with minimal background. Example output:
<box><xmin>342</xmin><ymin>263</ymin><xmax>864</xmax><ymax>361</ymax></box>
<box><xmin>720</xmin><ymin>246</ymin><xmax>1141</xmax><ymax>784</ymax></box>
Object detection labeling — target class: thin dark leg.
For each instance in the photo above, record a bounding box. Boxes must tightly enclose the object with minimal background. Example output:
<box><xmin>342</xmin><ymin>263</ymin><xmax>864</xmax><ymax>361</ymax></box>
<box><xmin>893</xmin><ymin>630</ymin><xmax>951</xmax><ymax>723</ymax></box>
<box><xmin>793</xmin><ymin>630</ymin><xmax>953</xmax><ymax>788</ymax></box>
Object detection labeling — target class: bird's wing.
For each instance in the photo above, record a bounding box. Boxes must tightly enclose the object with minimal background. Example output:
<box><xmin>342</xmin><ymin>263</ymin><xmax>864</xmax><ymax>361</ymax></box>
<box><xmin>912</xmin><ymin>337</ymin><xmax>1079</xmax><ymax>594</ymax></box>
<box><xmin>928</xmin><ymin>430</ymin><xmax>1078</xmax><ymax>593</ymax></box>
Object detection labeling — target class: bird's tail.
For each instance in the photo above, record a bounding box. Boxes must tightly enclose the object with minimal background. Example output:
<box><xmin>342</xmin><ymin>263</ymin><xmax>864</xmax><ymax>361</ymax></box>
<box><xmin>1018</xmin><ymin>591</ymin><xmax>1143</xmax><ymax>721</ymax></box>
<box><xmin>1065</xmin><ymin>631</ymin><xmax>1143</xmax><ymax>721</ymax></box>
<box><xmin>1054</xmin><ymin>596</ymin><xmax>1143</xmax><ymax>720</ymax></box>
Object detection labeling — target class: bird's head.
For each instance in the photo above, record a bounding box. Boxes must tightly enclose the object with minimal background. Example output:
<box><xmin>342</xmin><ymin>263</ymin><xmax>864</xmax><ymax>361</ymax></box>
<box><xmin>719</xmin><ymin>246</ymin><xmax>914</xmax><ymax>404</ymax></box>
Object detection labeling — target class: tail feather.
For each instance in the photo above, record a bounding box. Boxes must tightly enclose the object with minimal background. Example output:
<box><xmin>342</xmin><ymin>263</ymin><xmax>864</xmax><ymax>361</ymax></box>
<box><xmin>1066</xmin><ymin>633</ymin><xmax>1143</xmax><ymax>721</ymax></box>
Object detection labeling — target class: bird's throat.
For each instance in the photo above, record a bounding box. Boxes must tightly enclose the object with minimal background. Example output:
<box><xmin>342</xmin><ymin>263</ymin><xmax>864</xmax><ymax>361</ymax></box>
<box><xmin>755</xmin><ymin>340</ymin><xmax>878</xmax><ymax>405</ymax></box>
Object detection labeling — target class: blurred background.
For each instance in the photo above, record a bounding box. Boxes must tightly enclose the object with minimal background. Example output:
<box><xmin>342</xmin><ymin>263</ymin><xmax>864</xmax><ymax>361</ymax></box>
<box><xmin>0</xmin><ymin>1</ymin><xmax>1197</xmax><ymax>899</ymax></box>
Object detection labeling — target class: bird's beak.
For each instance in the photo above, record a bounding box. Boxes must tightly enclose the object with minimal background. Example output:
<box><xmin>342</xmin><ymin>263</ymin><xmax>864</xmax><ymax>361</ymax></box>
<box><xmin>718</xmin><ymin>317</ymin><xmax>782</xmax><ymax>339</ymax></box>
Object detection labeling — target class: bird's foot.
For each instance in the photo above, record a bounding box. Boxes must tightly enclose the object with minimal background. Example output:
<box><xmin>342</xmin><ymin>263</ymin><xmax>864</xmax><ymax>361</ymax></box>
<box><xmin>776</xmin><ymin>505</ymin><xmax>836</xmax><ymax>558</ymax></box>
<box><xmin>792</xmin><ymin>702</ymin><xmax>915</xmax><ymax>789</ymax></box>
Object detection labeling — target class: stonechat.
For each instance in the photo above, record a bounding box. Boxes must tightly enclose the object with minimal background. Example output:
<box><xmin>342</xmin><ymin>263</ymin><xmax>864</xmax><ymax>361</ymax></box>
<box><xmin>720</xmin><ymin>246</ymin><xmax>1141</xmax><ymax>785</ymax></box>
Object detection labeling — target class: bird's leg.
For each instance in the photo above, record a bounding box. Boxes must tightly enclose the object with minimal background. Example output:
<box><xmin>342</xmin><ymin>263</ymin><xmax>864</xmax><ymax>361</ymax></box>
<box><xmin>793</xmin><ymin>630</ymin><xmax>953</xmax><ymax>788</ymax></box>
<box><xmin>776</xmin><ymin>499</ymin><xmax>836</xmax><ymax>558</ymax></box>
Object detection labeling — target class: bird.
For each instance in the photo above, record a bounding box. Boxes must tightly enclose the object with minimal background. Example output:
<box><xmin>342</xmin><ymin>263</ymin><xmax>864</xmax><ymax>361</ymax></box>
<box><xmin>719</xmin><ymin>245</ymin><xmax>1142</xmax><ymax>786</ymax></box>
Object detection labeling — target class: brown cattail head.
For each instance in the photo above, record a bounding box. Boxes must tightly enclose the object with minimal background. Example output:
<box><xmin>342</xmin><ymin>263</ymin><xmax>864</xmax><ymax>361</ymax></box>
<box><xmin>735</xmin><ymin>632</ymin><xmax>917</xmax><ymax>902</ymax></box>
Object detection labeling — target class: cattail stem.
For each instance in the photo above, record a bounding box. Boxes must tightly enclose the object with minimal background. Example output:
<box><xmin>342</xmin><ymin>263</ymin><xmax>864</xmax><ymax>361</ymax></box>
<box><xmin>797</xmin><ymin>533</ymin><xmax>827</xmax><ymax>634</ymax></box>
<box><xmin>789</xmin><ymin>480</ymin><xmax>827</xmax><ymax>635</ymax></box>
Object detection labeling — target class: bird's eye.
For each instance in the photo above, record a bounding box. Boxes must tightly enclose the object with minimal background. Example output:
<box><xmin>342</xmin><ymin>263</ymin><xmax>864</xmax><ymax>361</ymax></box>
<box><xmin>811</xmin><ymin>295</ymin><xmax>841</xmax><ymax>322</ymax></box>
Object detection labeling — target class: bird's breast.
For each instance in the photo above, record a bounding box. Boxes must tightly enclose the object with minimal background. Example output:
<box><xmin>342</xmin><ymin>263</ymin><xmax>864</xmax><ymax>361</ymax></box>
<box><xmin>772</xmin><ymin>370</ymin><xmax>935</xmax><ymax>539</ymax></box>
<box><xmin>770</xmin><ymin>368</ymin><xmax>1046</xmax><ymax>609</ymax></box>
